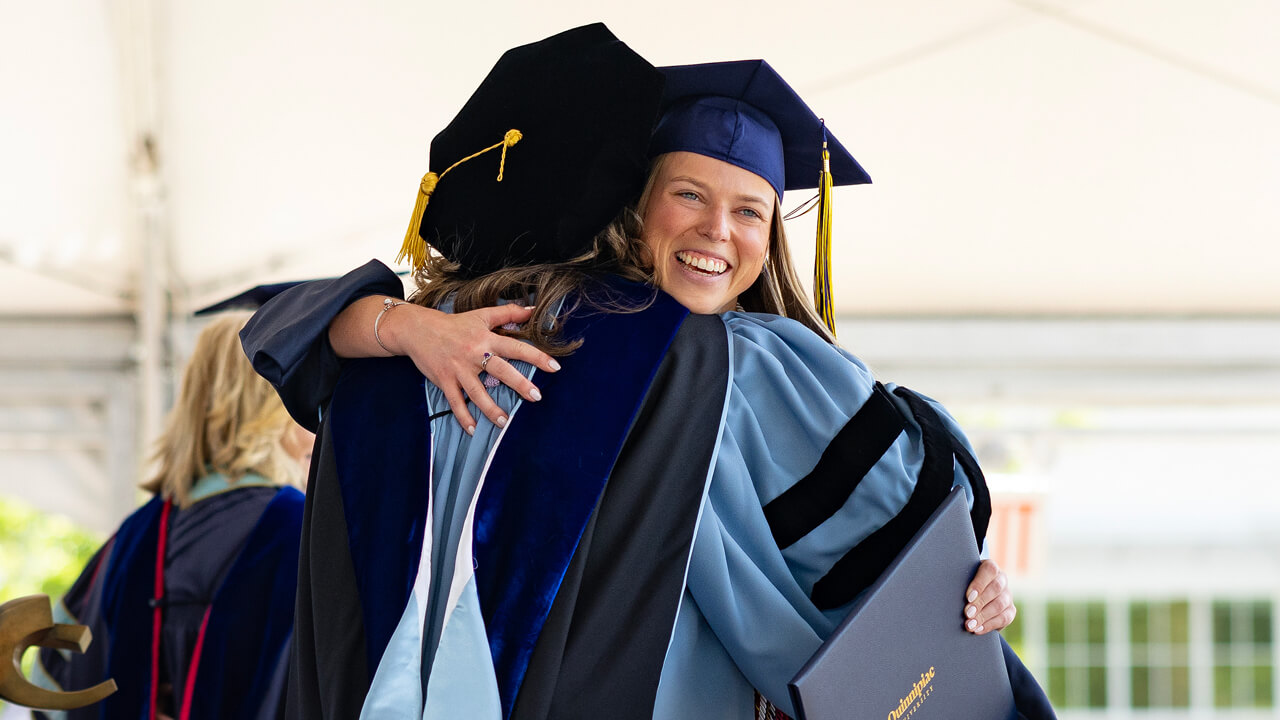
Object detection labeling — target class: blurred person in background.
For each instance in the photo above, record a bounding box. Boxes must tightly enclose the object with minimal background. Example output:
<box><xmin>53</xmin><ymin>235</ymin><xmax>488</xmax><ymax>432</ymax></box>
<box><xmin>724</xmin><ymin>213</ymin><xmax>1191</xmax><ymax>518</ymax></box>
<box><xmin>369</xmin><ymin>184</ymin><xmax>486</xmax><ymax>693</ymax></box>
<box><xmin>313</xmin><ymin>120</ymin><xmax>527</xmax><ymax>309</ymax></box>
<box><xmin>31</xmin><ymin>312</ymin><xmax>309</xmax><ymax>720</ymax></box>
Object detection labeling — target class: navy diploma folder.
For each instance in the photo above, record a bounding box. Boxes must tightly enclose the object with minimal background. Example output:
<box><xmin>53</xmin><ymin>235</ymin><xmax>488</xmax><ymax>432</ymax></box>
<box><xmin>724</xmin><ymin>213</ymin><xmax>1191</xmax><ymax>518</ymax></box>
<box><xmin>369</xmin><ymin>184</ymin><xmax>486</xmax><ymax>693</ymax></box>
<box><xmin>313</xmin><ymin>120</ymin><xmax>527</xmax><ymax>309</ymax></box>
<box><xmin>789</xmin><ymin>486</ymin><xmax>1017</xmax><ymax>720</ymax></box>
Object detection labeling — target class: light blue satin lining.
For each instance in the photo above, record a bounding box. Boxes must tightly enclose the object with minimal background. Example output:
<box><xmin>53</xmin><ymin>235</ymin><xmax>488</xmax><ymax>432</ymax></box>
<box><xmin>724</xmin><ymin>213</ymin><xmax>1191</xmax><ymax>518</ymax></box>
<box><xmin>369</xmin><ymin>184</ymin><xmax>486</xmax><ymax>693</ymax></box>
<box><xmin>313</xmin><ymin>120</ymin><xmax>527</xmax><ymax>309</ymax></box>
<box><xmin>422</xmin><ymin>577</ymin><xmax>503</xmax><ymax>719</ymax></box>
<box><xmin>360</xmin><ymin>355</ymin><xmax>532</xmax><ymax>717</ymax></box>
<box><xmin>656</xmin><ymin>312</ymin><xmax>979</xmax><ymax>718</ymax></box>
<box><xmin>189</xmin><ymin>472</ymin><xmax>275</xmax><ymax>503</ymax></box>
<box><xmin>360</xmin><ymin>593</ymin><xmax>424</xmax><ymax>718</ymax></box>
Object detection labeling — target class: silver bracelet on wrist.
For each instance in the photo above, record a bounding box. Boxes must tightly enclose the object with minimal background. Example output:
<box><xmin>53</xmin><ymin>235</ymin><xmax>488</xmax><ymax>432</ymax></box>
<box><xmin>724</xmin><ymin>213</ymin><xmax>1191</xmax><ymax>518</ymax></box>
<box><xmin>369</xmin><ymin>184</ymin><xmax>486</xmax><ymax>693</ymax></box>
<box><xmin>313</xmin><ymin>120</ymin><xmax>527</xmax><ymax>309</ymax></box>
<box><xmin>373</xmin><ymin>297</ymin><xmax>406</xmax><ymax>354</ymax></box>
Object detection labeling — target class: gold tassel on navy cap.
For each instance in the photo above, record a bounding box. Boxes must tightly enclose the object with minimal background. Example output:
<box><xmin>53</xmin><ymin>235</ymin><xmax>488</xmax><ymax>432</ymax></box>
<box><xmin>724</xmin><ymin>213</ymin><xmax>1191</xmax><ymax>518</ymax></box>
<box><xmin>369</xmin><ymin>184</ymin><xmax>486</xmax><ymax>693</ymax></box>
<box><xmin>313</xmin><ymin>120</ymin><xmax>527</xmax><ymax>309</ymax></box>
<box><xmin>397</xmin><ymin>128</ymin><xmax>523</xmax><ymax>271</ymax></box>
<box><xmin>814</xmin><ymin>120</ymin><xmax>837</xmax><ymax>339</ymax></box>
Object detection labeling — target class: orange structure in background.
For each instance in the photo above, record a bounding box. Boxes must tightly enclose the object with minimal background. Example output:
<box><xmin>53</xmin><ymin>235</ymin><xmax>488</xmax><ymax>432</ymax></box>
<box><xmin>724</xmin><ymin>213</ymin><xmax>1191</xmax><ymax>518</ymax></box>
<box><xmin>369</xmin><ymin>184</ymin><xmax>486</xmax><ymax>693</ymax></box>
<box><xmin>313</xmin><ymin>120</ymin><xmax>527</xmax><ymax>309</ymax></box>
<box><xmin>985</xmin><ymin>484</ymin><xmax>1048</xmax><ymax>580</ymax></box>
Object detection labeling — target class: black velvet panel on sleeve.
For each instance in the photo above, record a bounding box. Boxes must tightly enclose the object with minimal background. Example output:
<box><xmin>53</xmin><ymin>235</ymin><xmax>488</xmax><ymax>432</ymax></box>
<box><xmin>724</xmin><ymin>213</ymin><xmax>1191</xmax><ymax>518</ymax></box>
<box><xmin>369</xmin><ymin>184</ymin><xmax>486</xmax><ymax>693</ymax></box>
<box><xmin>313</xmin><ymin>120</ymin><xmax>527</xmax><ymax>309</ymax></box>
<box><xmin>892</xmin><ymin>387</ymin><xmax>992</xmax><ymax>551</ymax></box>
<box><xmin>762</xmin><ymin>382</ymin><xmax>906</xmax><ymax>549</ymax></box>
<box><xmin>808</xmin><ymin>389</ymin><xmax>955</xmax><ymax>610</ymax></box>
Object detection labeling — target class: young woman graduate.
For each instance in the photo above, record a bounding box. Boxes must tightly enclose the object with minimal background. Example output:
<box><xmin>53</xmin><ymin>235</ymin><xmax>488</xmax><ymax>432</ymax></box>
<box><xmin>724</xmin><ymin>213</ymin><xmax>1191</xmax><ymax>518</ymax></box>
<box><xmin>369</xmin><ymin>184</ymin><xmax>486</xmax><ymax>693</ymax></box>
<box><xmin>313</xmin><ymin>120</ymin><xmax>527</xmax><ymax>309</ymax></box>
<box><xmin>242</xmin><ymin>24</ymin><xmax>1053</xmax><ymax>720</ymax></box>
<box><xmin>32</xmin><ymin>313</ymin><xmax>310</xmax><ymax>720</ymax></box>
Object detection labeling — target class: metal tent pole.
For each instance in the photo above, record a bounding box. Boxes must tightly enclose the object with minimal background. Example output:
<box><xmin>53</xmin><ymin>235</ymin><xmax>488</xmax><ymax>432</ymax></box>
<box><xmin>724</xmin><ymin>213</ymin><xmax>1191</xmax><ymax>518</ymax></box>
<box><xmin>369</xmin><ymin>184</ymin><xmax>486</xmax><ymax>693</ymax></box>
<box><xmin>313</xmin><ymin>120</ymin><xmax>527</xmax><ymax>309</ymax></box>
<box><xmin>116</xmin><ymin>0</ymin><xmax>172</xmax><ymax>511</ymax></box>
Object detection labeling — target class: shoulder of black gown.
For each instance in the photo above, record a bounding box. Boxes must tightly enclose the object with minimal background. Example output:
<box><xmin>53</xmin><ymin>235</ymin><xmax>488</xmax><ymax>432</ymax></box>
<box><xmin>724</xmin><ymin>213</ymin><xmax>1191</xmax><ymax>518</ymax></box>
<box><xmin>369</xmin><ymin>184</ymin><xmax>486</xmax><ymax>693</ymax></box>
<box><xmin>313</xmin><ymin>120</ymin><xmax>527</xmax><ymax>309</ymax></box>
<box><xmin>240</xmin><ymin>259</ymin><xmax>404</xmax><ymax>431</ymax></box>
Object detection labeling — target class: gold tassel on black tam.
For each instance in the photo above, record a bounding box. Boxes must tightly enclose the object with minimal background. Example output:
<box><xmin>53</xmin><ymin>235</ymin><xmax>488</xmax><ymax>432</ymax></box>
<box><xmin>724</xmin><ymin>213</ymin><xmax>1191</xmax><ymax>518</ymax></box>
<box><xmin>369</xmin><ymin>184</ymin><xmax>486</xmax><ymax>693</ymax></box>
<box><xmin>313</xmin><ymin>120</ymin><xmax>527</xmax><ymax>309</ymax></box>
<box><xmin>397</xmin><ymin>129</ymin><xmax>523</xmax><ymax>271</ymax></box>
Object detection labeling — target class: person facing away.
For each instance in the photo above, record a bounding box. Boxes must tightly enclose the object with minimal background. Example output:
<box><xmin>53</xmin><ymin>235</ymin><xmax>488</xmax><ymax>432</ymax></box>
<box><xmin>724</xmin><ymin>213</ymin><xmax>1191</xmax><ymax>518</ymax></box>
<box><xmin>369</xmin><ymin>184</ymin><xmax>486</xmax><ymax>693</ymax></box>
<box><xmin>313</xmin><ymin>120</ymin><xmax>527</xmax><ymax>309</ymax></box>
<box><xmin>241</xmin><ymin>23</ymin><xmax>1052</xmax><ymax>720</ymax></box>
<box><xmin>32</xmin><ymin>312</ymin><xmax>311</xmax><ymax>720</ymax></box>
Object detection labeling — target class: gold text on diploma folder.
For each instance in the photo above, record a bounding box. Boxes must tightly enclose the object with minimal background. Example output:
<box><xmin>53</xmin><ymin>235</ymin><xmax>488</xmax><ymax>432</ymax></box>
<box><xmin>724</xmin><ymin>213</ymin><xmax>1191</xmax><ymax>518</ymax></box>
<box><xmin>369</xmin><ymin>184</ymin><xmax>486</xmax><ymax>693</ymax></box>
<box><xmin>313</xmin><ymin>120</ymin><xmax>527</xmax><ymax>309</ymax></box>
<box><xmin>888</xmin><ymin>666</ymin><xmax>936</xmax><ymax>720</ymax></box>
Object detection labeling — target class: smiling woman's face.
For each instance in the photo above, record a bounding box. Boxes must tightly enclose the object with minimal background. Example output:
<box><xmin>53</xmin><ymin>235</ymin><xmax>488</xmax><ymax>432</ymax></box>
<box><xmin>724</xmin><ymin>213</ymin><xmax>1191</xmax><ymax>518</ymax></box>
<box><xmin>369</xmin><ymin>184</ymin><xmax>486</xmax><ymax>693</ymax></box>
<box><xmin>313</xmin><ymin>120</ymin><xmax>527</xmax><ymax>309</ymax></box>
<box><xmin>639</xmin><ymin>152</ymin><xmax>775</xmax><ymax>314</ymax></box>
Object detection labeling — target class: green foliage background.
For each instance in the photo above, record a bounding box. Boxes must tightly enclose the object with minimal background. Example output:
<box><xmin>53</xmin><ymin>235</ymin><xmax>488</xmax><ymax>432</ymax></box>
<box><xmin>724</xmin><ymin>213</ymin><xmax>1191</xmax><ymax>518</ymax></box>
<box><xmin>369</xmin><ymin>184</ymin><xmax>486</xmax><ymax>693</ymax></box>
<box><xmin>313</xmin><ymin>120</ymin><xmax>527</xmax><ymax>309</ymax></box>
<box><xmin>0</xmin><ymin>494</ymin><xmax>103</xmax><ymax>714</ymax></box>
<box><xmin>0</xmin><ymin>495</ymin><xmax>101</xmax><ymax>599</ymax></box>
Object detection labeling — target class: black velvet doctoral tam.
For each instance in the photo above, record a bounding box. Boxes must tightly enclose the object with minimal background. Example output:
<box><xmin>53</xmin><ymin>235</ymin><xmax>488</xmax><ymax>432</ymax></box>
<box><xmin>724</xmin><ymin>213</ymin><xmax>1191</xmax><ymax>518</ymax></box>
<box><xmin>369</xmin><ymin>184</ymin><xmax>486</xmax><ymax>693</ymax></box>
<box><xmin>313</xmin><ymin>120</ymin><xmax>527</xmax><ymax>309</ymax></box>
<box><xmin>420</xmin><ymin>23</ymin><xmax>664</xmax><ymax>277</ymax></box>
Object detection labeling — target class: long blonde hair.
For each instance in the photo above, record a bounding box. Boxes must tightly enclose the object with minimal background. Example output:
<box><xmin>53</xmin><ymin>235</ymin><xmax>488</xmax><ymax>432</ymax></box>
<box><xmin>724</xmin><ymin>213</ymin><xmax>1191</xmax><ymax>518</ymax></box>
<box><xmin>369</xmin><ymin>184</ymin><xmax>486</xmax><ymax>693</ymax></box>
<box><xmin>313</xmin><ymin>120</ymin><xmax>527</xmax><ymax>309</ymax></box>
<box><xmin>139</xmin><ymin>312</ymin><xmax>305</xmax><ymax>507</ymax></box>
<box><xmin>409</xmin><ymin>154</ymin><xmax>835</xmax><ymax>353</ymax></box>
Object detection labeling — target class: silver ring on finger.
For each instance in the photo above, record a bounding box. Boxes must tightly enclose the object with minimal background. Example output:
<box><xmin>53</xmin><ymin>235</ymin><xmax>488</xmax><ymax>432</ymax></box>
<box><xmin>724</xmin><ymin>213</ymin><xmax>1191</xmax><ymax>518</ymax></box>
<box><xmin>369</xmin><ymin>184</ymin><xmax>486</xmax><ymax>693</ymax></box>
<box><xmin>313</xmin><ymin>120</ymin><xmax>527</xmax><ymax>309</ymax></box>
<box><xmin>480</xmin><ymin>352</ymin><xmax>494</xmax><ymax>371</ymax></box>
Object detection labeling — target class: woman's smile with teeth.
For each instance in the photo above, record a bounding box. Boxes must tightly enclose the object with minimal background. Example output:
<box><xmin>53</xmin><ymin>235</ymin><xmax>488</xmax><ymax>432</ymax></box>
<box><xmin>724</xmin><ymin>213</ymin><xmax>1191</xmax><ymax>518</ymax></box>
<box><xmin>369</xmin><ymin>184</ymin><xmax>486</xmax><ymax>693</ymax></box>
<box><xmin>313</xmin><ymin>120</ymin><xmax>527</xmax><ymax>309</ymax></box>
<box><xmin>640</xmin><ymin>152</ymin><xmax>773</xmax><ymax>313</ymax></box>
<box><xmin>675</xmin><ymin>251</ymin><xmax>728</xmax><ymax>275</ymax></box>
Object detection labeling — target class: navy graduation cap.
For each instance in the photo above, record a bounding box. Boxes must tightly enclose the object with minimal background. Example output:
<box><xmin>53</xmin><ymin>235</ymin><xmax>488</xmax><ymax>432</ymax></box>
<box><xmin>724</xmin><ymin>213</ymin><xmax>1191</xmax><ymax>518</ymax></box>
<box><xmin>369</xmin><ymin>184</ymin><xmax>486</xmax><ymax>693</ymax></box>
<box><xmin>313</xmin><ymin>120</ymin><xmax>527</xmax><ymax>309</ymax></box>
<box><xmin>652</xmin><ymin>59</ymin><xmax>871</xmax><ymax>199</ymax></box>
<box><xmin>651</xmin><ymin>59</ymin><xmax>871</xmax><ymax>335</ymax></box>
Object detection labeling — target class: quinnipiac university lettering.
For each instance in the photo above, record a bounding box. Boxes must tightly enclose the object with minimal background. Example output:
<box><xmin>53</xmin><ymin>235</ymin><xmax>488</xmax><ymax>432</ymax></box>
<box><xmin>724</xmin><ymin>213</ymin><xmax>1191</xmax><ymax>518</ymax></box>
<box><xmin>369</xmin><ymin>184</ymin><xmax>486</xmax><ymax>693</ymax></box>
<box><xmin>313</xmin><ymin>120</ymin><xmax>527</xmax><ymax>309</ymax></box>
<box><xmin>887</xmin><ymin>667</ymin><xmax>936</xmax><ymax>720</ymax></box>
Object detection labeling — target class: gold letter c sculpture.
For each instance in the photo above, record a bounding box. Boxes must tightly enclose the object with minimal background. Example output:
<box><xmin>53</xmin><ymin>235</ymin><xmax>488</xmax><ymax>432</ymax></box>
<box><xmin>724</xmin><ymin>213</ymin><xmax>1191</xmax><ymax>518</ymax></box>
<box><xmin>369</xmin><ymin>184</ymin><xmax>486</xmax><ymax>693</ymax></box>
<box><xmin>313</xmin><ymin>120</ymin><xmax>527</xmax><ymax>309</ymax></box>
<box><xmin>0</xmin><ymin>594</ymin><xmax>117</xmax><ymax>710</ymax></box>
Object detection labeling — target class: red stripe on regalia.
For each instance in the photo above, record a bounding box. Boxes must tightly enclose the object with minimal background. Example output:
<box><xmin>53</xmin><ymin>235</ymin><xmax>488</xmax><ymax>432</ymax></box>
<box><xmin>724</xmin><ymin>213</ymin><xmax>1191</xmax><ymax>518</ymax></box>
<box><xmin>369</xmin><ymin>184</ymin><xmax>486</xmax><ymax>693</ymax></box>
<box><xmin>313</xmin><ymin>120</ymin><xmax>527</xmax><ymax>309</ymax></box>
<box><xmin>150</xmin><ymin>500</ymin><xmax>173</xmax><ymax>720</ymax></box>
<box><xmin>179</xmin><ymin>605</ymin><xmax>214</xmax><ymax>720</ymax></box>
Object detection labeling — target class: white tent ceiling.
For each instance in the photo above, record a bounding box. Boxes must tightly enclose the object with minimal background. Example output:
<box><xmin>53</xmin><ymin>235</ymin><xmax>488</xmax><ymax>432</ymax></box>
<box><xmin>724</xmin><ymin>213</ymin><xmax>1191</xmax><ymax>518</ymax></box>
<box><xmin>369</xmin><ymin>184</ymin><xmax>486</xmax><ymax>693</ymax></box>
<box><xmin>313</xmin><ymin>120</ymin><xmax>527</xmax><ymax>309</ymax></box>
<box><xmin>2</xmin><ymin>0</ymin><xmax>1277</xmax><ymax>318</ymax></box>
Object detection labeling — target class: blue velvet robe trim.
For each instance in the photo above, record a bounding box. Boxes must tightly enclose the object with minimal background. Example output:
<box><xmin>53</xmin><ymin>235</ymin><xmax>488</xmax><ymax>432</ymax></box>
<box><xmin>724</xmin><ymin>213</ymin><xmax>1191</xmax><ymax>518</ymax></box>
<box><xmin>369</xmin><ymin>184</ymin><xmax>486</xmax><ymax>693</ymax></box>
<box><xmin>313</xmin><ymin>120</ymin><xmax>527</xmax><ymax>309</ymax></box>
<box><xmin>473</xmin><ymin>282</ymin><xmax>689</xmax><ymax>718</ymax></box>
<box><xmin>98</xmin><ymin>496</ymin><xmax>165</xmax><ymax>720</ymax></box>
<box><xmin>329</xmin><ymin>355</ymin><xmax>435</xmax><ymax>676</ymax></box>
<box><xmin>188</xmin><ymin>487</ymin><xmax>303</xmax><ymax>719</ymax></box>
<box><xmin>88</xmin><ymin>489</ymin><xmax>301</xmax><ymax>720</ymax></box>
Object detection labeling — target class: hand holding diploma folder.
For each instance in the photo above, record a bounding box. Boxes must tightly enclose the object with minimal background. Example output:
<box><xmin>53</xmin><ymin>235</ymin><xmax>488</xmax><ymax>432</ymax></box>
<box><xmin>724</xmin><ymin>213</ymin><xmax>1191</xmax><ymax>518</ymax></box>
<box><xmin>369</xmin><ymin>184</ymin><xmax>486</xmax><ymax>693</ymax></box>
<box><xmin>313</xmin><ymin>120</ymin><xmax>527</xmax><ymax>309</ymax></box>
<box><xmin>789</xmin><ymin>487</ymin><xmax>1055</xmax><ymax>720</ymax></box>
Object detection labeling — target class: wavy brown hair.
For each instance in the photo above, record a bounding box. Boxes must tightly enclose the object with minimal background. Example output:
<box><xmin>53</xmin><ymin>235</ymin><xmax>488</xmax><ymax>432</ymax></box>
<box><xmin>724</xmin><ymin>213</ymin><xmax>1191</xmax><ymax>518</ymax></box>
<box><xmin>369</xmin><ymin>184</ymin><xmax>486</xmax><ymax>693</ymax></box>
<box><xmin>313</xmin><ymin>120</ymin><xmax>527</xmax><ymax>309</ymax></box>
<box><xmin>409</xmin><ymin>153</ymin><xmax>834</xmax><ymax>353</ymax></box>
<box><xmin>139</xmin><ymin>313</ymin><xmax>305</xmax><ymax>507</ymax></box>
<box><xmin>410</xmin><ymin>205</ymin><xmax>656</xmax><ymax>356</ymax></box>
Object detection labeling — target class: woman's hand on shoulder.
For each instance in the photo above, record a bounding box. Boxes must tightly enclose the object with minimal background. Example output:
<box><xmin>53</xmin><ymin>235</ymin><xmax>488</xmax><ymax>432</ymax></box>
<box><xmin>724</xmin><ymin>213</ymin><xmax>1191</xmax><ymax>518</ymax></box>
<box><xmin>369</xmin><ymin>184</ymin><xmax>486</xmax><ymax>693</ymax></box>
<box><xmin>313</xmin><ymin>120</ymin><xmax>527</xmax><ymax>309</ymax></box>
<box><xmin>398</xmin><ymin>304</ymin><xmax>561</xmax><ymax>434</ymax></box>
<box><xmin>330</xmin><ymin>296</ymin><xmax>560</xmax><ymax>434</ymax></box>
<box><xmin>963</xmin><ymin>558</ymin><xmax>1016</xmax><ymax>635</ymax></box>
